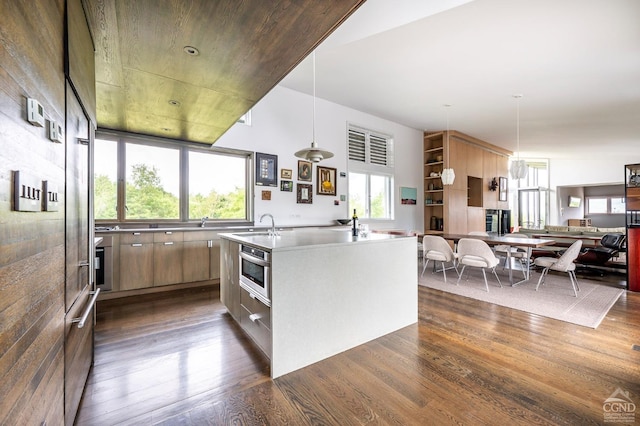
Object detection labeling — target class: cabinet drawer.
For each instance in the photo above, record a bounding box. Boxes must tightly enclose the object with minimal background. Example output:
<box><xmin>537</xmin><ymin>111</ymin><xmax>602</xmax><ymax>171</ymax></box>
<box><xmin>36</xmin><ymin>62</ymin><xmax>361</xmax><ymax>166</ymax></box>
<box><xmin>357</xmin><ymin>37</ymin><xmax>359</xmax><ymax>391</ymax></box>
<box><xmin>183</xmin><ymin>230</ymin><xmax>219</xmax><ymax>242</ymax></box>
<box><xmin>241</xmin><ymin>288</ymin><xmax>271</xmax><ymax>329</ymax></box>
<box><xmin>153</xmin><ymin>231</ymin><xmax>183</xmax><ymax>243</ymax></box>
<box><xmin>120</xmin><ymin>232</ymin><xmax>154</xmax><ymax>244</ymax></box>
<box><xmin>240</xmin><ymin>288</ymin><xmax>271</xmax><ymax>357</ymax></box>
<box><xmin>240</xmin><ymin>304</ymin><xmax>271</xmax><ymax>358</ymax></box>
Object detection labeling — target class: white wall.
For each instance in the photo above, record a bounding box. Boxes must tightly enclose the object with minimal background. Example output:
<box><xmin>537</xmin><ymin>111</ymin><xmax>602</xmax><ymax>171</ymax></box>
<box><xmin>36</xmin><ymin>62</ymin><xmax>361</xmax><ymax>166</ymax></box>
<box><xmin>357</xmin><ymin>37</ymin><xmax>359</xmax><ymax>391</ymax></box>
<box><xmin>549</xmin><ymin>157</ymin><xmax>640</xmax><ymax>224</ymax></box>
<box><xmin>216</xmin><ymin>86</ymin><xmax>424</xmax><ymax>230</ymax></box>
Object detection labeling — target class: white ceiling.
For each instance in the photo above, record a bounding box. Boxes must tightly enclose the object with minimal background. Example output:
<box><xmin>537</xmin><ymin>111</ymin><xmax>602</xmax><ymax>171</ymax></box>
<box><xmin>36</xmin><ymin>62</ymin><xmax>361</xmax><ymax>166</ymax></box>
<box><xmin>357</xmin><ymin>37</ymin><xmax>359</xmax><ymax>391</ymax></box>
<box><xmin>279</xmin><ymin>0</ymin><xmax>640</xmax><ymax>160</ymax></box>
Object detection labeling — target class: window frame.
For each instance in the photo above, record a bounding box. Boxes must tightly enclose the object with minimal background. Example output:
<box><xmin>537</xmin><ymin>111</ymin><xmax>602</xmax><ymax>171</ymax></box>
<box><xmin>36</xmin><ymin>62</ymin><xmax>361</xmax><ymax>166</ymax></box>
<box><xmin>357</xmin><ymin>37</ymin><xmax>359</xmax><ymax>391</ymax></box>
<box><xmin>585</xmin><ymin>196</ymin><xmax>626</xmax><ymax>215</ymax></box>
<box><xmin>347</xmin><ymin>124</ymin><xmax>395</xmax><ymax>220</ymax></box>
<box><xmin>94</xmin><ymin>130</ymin><xmax>254</xmax><ymax>225</ymax></box>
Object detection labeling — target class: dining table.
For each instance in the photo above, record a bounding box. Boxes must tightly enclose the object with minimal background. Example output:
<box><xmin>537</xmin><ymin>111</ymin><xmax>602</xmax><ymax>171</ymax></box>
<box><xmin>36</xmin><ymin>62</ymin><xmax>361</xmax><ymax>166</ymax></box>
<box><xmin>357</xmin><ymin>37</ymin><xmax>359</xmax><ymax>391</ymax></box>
<box><xmin>439</xmin><ymin>233</ymin><xmax>557</xmax><ymax>286</ymax></box>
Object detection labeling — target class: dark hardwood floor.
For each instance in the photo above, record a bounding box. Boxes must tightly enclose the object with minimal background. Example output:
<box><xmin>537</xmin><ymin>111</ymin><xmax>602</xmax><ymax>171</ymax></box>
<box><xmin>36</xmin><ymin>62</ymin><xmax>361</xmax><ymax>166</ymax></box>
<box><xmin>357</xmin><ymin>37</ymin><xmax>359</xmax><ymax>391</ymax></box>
<box><xmin>76</xmin><ymin>281</ymin><xmax>640</xmax><ymax>425</ymax></box>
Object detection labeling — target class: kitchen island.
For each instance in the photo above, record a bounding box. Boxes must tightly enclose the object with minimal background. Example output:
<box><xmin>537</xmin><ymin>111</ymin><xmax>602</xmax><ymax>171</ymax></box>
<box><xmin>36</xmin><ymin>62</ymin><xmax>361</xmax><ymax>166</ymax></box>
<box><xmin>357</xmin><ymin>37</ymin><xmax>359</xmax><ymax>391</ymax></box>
<box><xmin>220</xmin><ymin>229</ymin><xmax>418</xmax><ymax>378</ymax></box>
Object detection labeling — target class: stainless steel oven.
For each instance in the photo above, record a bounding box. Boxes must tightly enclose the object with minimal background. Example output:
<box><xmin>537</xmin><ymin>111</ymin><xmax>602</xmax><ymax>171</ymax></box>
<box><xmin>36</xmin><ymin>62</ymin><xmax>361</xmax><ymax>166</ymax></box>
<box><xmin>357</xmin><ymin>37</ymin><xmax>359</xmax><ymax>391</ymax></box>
<box><xmin>95</xmin><ymin>235</ymin><xmax>113</xmax><ymax>291</ymax></box>
<box><xmin>239</xmin><ymin>244</ymin><xmax>271</xmax><ymax>307</ymax></box>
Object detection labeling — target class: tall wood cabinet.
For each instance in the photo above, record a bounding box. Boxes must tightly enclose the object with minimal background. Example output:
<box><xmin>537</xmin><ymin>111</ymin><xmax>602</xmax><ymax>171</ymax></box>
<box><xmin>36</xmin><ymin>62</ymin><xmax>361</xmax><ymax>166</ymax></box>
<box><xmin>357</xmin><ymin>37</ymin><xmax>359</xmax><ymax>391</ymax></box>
<box><xmin>625</xmin><ymin>163</ymin><xmax>640</xmax><ymax>291</ymax></box>
<box><xmin>423</xmin><ymin>130</ymin><xmax>511</xmax><ymax>234</ymax></box>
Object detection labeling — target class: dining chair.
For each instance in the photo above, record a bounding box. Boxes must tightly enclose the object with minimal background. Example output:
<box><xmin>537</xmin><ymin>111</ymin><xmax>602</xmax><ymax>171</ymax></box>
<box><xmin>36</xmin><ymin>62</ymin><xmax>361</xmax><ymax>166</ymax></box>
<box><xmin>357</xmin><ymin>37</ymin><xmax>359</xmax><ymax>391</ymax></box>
<box><xmin>533</xmin><ymin>240</ymin><xmax>582</xmax><ymax>297</ymax></box>
<box><xmin>494</xmin><ymin>232</ymin><xmax>530</xmax><ymax>278</ymax></box>
<box><xmin>456</xmin><ymin>238</ymin><xmax>502</xmax><ymax>291</ymax></box>
<box><xmin>421</xmin><ymin>235</ymin><xmax>459</xmax><ymax>282</ymax></box>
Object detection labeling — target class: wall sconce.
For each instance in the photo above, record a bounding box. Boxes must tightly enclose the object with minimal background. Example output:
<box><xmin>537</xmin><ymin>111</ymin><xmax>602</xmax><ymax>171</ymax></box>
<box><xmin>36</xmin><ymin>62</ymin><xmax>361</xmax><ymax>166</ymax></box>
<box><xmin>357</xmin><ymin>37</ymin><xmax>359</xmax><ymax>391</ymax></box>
<box><xmin>489</xmin><ymin>177</ymin><xmax>498</xmax><ymax>191</ymax></box>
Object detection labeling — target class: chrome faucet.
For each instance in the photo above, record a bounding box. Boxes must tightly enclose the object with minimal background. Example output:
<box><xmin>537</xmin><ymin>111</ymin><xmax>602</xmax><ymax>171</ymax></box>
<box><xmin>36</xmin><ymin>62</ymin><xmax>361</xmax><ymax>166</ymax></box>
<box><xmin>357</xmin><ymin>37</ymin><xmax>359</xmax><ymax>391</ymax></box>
<box><xmin>200</xmin><ymin>216</ymin><xmax>208</xmax><ymax>227</ymax></box>
<box><xmin>260</xmin><ymin>213</ymin><xmax>277</xmax><ymax>237</ymax></box>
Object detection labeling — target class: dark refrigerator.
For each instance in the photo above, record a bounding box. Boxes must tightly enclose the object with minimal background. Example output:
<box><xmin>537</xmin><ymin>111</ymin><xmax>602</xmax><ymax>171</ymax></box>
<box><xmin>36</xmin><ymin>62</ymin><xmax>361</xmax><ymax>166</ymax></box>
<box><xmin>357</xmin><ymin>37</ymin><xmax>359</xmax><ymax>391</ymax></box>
<box><xmin>485</xmin><ymin>209</ymin><xmax>511</xmax><ymax>235</ymax></box>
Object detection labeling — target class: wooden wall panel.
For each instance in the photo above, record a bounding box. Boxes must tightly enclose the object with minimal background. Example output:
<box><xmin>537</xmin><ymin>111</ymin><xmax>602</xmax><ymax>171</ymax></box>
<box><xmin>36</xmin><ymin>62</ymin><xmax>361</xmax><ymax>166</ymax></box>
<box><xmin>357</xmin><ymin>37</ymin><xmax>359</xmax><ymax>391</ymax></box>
<box><xmin>449</xmin><ymin>137</ymin><xmax>467</xmax><ymax>192</ymax></box>
<box><xmin>0</xmin><ymin>0</ymin><xmax>66</xmax><ymax>424</ymax></box>
<box><xmin>483</xmin><ymin>150</ymin><xmax>498</xmax><ymax>210</ymax></box>
<box><xmin>466</xmin><ymin>144</ymin><xmax>483</xmax><ymax>178</ymax></box>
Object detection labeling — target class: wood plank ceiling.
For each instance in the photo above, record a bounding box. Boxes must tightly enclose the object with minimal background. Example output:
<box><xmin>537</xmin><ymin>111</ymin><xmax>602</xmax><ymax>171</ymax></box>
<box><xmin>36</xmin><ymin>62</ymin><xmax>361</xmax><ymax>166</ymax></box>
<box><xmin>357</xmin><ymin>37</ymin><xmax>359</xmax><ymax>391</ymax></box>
<box><xmin>83</xmin><ymin>0</ymin><xmax>366</xmax><ymax>144</ymax></box>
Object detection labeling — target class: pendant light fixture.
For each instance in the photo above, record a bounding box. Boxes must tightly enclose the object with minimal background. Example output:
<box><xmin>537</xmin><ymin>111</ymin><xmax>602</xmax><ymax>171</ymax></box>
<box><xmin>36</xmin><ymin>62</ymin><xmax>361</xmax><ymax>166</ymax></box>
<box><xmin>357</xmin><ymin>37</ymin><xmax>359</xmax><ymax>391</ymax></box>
<box><xmin>440</xmin><ymin>104</ymin><xmax>455</xmax><ymax>186</ymax></box>
<box><xmin>509</xmin><ymin>94</ymin><xmax>528</xmax><ymax>180</ymax></box>
<box><xmin>294</xmin><ymin>51</ymin><xmax>334</xmax><ymax>163</ymax></box>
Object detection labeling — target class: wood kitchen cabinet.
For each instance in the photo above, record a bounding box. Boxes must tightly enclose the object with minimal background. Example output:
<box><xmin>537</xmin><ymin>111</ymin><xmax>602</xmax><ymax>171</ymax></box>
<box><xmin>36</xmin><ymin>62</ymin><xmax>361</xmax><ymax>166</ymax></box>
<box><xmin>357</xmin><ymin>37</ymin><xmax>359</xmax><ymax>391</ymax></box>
<box><xmin>154</xmin><ymin>231</ymin><xmax>183</xmax><ymax>286</ymax></box>
<box><xmin>119</xmin><ymin>232</ymin><xmax>154</xmax><ymax>290</ymax></box>
<box><xmin>220</xmin><ymin>239</ymin><xmax>241</xmax><ymax>320</ymax></box>
<box><xmin>183</xmin><ymin>231</ymin><xmax>221</xmax><ymax>283</ymax></box>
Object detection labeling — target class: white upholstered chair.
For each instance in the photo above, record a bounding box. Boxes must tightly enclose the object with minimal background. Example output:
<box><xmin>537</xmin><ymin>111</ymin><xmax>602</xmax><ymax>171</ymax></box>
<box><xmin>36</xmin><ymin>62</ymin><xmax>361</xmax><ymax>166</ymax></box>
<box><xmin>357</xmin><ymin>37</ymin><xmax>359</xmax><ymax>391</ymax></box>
<box><xmin>534</xmin><ymin>240</ymin><xmax>582</xmax><ymax>297</ymax></box>
<box><xmin>456</xmin><ymin>238</ymin><xmax>502</xmax><ymax>291</ymax></box>
<box><xmin>421</xmin><ymin>235</ymin><xmax>459</xmax><ymax>282</ymax></box>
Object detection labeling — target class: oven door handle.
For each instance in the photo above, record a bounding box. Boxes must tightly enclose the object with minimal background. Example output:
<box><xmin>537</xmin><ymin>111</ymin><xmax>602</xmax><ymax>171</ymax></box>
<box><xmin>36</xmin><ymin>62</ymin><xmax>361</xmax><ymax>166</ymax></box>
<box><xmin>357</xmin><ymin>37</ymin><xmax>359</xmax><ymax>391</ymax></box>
<box><xmin>239</xmin><ymin>251</ymin><xmax>270</xmax><ymax>267</ymax></box>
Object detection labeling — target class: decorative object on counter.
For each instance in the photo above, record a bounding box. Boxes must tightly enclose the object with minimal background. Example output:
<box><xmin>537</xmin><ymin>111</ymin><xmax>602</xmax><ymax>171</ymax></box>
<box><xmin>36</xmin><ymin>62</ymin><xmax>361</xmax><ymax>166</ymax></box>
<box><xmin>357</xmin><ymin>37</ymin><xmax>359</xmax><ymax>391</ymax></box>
<box><xmin>358</xmin><ymin>223</ymin><xmax>369</xmax><ymax>237</ymax></box>
<box><xmin>297</xmin><ymin>160</ymin><xmax>312</xmax><ymax>182</ymax></box>
<box><xmin>296</xmin><ymin>183</ymin><xmax>312</xmax><ymax>204</ymax></box>
<box><xmin>261</xmin><ymin>190</ymin><xmax>271</xmax><ymax>200</ymax></box>
<box><xmin>352</xmin><ymin>209</ymin><xmax>358</xmax><ymax>236</ymax></box>
<box><xmin>400</xmin><ymin>187</ymin><xmax>417</xmax><ymax>205</ymax></box>
<box><xmin>441</xmin><ymin>104</ymin><xmax>456</xmax><ymax>186</ymax></box>
<box><xmin>280</xmin><ymin>168</ymin><xmax>292</xmax><ymax>179</ymax></box>
<box><xmin>509</xmin><ymin>94</ymin><xmax>528</xmax><ymax>180</ymax></box>
<box><xmin>294</xmin><ymin>51</ymin><xmax>334</xmax><ymax>163</ymax></box>
<box><xmin>499</xmin><ymin>177</ymin><xmax>508</xmax><ymax>201</ymax></box>
<box><xmin>255</xmin><ymin>152</ymin><xmax>278</xmax><ymax>186</ymax></box>
<box><xmin>317</xmin><ymin>166</ymin><xmax>337</xmax><ymax>195</ymax></box>
<box><xmin>336</xmin><ymin>219</ymin><xmax>351</xmax><ymax>225</ymax></box>
<box><xmin>489</xmin><ymin>177</ymin><xmax>498</xmax><ymax>191</ymax></box>
<box><xmin>280</xmin><ymin>180</ymin><xmax>292</xmax><ymax>192</ymax></box>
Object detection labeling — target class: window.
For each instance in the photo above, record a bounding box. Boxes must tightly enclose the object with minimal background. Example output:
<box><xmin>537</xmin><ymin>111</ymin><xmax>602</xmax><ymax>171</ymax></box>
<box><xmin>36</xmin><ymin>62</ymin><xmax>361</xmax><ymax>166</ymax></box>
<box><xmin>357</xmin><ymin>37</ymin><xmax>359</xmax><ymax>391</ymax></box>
<box><xmin>347</xmin><ymin>125</ymin><xmax>394</xmax><ymax>219</ymax></box>
<box><xmin>94</xmin><ymin>133</ymin><xmax>251</xmax><ymax>223</ymax></box>
<box><xmin>125</xmin><ymin>143</ymin><xmax>180</xmax><ymax>219</ymax></box>
<box><xmin>586</xmin><ymin>197</ymin><xmax>625</xmax><ymax>214</ymax></box>
<box><xmin>188</xmin><ymin>151</ymin><xmax>246</xmax><ymax>219</ymax></box>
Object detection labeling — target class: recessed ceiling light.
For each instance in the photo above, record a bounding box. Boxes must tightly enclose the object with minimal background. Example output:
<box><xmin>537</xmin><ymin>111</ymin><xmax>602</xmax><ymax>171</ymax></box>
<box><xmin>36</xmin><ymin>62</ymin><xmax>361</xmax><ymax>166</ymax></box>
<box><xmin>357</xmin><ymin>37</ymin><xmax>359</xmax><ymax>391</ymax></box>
<box><xmin>183</xmin><ymin>46</ymin><xmax>199</xmax><ymax>56</ymax></box>
<box><xmin>168</xmin><ymin>100</ymin><xmax>181</xmax><ymax>107</ymax></box>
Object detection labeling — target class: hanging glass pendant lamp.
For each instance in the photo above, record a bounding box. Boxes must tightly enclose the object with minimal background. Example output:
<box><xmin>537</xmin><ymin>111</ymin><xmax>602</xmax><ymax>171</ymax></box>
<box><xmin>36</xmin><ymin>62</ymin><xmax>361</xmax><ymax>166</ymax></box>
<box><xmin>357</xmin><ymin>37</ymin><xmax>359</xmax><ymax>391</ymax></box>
<box><xmin>509</xmin><ymin>94</ymin><xmax>528</xmax><ymax>180</ymax></box>
<box><xmin>441</xmin><ymin>104</ymin><xmax>455</xmax><ymax>186</ymax></box>
<box><xmin>294</xmin><ymin>51</ymin><xmax>334</xmax><ymax>163</ymax></box>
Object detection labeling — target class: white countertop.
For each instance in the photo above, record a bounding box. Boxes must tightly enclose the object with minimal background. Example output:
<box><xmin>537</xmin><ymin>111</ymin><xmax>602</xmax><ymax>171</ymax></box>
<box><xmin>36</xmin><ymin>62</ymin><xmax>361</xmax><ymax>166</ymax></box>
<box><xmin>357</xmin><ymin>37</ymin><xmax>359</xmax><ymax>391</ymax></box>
<box><xmin>220</xmin><ymin>228</ymin><xmax>413</xmax><ymax>252</ymax></box>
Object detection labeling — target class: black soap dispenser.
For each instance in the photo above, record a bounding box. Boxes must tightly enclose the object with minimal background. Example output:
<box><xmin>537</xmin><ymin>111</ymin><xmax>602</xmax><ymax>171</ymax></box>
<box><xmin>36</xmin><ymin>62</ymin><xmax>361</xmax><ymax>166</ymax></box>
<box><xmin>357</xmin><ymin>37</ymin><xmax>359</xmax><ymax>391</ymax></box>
<box><xmin>352</xmin><ymin>209</ymin><xmax>358</xmax><ymax>236</ymax></box>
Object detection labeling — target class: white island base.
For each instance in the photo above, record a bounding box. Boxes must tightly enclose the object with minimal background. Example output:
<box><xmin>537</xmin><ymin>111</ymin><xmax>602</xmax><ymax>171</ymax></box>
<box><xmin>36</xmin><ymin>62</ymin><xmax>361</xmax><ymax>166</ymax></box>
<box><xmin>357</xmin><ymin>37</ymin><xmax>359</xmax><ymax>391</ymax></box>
<box><xmin>269</xmin><ymin>234</ymin><xmax>417</xmax><ymax>378</ymax></box>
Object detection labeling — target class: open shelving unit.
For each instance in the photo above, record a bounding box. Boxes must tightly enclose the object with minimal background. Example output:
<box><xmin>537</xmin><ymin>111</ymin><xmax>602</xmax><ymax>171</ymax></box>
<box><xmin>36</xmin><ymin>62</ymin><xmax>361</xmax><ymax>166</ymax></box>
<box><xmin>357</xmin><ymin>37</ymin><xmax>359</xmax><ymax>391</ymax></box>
<box><xmin>424</xmin><ymin>132</ymin><xmax>445</xmax><ymax>233</ymax></box>
<box><xmin>625</xmin><ymin>163</ymin><xmax>640</xmax><ymax>291</ymax></box>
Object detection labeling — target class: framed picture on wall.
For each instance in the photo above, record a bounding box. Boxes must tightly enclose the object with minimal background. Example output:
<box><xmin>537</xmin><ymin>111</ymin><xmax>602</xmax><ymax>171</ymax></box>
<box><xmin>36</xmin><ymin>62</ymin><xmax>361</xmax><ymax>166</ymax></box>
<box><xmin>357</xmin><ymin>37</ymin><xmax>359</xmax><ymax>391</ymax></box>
<box><xmin>255</xmin><ymin>152</ymin><xmax>278</xmax><ymax>186</ymax></box>
<box><xmin>317</xmin><ymin>166</ymin><xmax>337</xmax><ymax>196</ymax></box>
<box><xmin>499</xmin><ymin>176</ymin><xmax>508</xmax><ymax>201</ymax></box>
<box><xmin>298</xmin><ymin>160</ymin><xmax>312</xmax><ymax>182</ymax></box>
<box><xmin>297</xmin><ymin>183</ymin><xmax>312</xmax><ymax>204</ymax></box>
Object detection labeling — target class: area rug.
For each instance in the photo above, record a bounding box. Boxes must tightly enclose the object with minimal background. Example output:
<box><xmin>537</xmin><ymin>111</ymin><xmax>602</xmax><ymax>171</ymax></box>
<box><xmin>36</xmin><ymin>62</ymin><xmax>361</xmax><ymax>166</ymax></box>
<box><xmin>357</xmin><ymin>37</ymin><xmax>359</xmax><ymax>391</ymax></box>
<box><xmin>418</xmin><ymin>267</ymin><xmax>624</xmax><ymax>328</ymax></box>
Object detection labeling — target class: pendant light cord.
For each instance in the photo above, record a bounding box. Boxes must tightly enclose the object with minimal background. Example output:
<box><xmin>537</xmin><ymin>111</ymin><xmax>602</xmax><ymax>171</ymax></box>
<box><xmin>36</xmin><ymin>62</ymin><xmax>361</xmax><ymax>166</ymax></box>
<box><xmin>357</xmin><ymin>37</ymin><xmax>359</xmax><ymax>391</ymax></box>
<box><xmin>445</xmin><ymin>104</ymin><xmax>451</xmax><ymax>167</ymax></box>
<box><xmin>312</xmin><ymin>51</ymin><xmax>316</xmax><ymax>147</ymax></box>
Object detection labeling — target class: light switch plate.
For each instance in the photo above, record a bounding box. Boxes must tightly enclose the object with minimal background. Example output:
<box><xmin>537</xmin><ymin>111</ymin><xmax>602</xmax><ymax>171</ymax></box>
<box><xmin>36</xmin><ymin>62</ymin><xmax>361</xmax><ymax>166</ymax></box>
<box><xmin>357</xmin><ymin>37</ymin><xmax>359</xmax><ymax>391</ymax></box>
<box><xmin>27</xmin><ymin>98</ymin><xmax>45</xmax><ymax>127</ymax></box>
<box><xmin>48</xmin><ymin>120</ymin><xmax>64</xmax><ymax>143</ymax></box>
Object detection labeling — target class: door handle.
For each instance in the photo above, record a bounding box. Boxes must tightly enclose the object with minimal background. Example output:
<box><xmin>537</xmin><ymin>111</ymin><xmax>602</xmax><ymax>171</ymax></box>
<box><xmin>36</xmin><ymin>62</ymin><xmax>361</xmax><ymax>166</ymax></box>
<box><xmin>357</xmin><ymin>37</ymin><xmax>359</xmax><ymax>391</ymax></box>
<box><xmin>79</xmin><ymin>261</ymin><xmax>90</xmax><ymax>267</ymax></box>
<box><xmin>72</xmin><ymin>289</ymin><xmax>101</xmax><ymax>329</ymax></box>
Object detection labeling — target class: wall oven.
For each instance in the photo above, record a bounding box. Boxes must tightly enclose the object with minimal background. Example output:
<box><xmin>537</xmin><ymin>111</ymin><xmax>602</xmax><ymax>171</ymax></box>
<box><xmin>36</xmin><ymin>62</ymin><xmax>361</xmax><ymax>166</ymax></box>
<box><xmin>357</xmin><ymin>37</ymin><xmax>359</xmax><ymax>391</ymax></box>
<box><xmin>95</xmin><ymin>235</ymin><xmax>113</xmax><ymax>291</ymax></box>
<box><xmin>239</xmin><ymin>244</ymin><xmax>271</xmax><ymax>307</ymax></box>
